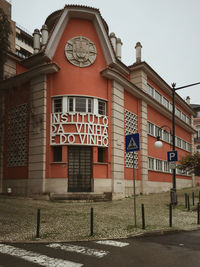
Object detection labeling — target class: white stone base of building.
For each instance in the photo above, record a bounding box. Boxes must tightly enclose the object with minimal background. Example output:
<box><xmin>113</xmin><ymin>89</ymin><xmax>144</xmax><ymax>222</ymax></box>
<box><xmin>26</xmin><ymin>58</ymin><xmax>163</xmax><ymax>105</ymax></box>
<box><xmin>2</xmin><ymin>177</ymin><xmax>194</xmax><ymax>198</ymax></box>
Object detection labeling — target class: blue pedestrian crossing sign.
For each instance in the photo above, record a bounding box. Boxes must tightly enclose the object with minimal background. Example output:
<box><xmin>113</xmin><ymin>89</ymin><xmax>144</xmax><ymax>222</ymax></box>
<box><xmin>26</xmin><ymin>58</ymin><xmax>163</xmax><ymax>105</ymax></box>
<box><xmin>125</xmin><ymin>133</ymin><xmax>140</xmax><ymax>152</ymax></box>
<box><xmin>167</xmin><ymin>150</ymin><xmax>178</xmax><ymax>162</ymax></box>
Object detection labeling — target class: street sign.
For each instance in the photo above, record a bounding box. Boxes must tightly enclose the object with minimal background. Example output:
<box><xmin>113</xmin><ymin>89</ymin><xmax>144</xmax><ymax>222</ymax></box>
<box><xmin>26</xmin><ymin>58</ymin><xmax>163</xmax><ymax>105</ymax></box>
<box><xmin>167</xmin><ymin>150</ymin><xmax>178</xmax><ymax>162</ymax></box>
<box><xmin>169</xmin><ymin>161</ymin><xmax>176</xmax><ymax>169</ymax></box>
<box><xmin>125</xmin><ymin>133</ymin><xmax>140</xmax><ymax>152</ymax></box>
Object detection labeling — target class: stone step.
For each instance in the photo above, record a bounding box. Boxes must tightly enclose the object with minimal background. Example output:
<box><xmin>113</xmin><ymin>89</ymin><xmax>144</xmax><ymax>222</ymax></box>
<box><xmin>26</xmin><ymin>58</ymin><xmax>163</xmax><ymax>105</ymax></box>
<box><xmin>50</xmin><ymin>192</ymin><xmax>112</xmax><ymax>202</ymax></box>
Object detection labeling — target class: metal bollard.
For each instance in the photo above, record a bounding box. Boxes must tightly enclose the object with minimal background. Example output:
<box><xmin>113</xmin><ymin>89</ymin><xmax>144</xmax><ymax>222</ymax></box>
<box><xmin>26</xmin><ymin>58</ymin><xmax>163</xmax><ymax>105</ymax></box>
<box><xmin>36</xmin><ymin>208</ymin><xmax>40</xmax><ymax>238</ymax></box>
<box><xmin>141</xmin><ymin>204</ymin><xmax>145</xmax><ymax>230</ymax></box>
<box><xmin>169</xmin><ymin>204</ymin><xmax>172</xmax><ymax>227</ymax></box>
<box><xmin>192</xmin><ymin>192</ymin><xmax>195</xmax><ymax>206</ymax></box>
<box><xmin>90</xmin><ymin>207</ymin><xmax>93</xmax><ymax>236</ymax></box>
<box><xmin>187</xmin><ymin>195</ymin><xmax>190</xmax><ymax>211</ymax></box>
<box><xmin>197</xmin><ymin>203</ymin><xmax>200</xmax><ymax>225</ymax></box>
<box><xmin>185</xmin><ymin>193</ymin><xmax>188</xmax><ymax>209</ymax></box>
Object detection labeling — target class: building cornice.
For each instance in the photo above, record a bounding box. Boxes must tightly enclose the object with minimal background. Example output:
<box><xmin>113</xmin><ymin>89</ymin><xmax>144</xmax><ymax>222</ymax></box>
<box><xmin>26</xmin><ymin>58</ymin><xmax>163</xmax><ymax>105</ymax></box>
<box><xmin>129</xmin><ymin>61</ymin><xmax>195</xmax><ymax>116</ymax></box>
<box><xmin>0</xmin><ymin>62</ymin><xmax>60</xmax><ymax>90</ymax></box>
<box><xmin>101</xmin><ymin>67</ymin><xmax>196</xmax><ymax>134</ymax></box>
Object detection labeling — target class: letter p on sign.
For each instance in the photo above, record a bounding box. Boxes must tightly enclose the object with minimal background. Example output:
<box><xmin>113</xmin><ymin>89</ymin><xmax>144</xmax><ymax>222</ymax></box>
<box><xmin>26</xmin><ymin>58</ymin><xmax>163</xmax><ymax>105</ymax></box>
<box><xmin>167</xmin><ymin>151</ymin><xmax>178</xmax><ymax>162</ymax></box>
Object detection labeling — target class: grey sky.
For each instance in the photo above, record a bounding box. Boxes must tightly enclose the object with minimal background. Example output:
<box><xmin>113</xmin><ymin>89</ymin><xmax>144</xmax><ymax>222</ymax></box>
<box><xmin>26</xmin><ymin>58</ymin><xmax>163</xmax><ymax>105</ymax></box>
<box><xmin>11</xmin><ymin>0</ymin><xmax>200</xmax><ymax>104</ymax></box>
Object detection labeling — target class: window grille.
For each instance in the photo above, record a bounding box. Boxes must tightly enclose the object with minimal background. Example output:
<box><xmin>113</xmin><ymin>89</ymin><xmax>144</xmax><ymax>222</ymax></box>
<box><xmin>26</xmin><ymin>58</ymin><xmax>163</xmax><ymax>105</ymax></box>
<box><xmin>125</xmin><ymin>110</ymin><xmax>138</xmax><ymax>168</ymax></box>
<box><xmin>7</xmin><ymin>104</ymin><xmax>28</xmax><ymax>167</ymax></box>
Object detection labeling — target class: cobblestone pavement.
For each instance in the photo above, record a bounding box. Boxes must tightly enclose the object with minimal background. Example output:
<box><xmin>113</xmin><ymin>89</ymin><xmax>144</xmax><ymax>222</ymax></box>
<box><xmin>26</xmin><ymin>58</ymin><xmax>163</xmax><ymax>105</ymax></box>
<box><xmin>0</xmin><ymin>187</ymin><xmax>200</xmax><ymax>242</ymax></box>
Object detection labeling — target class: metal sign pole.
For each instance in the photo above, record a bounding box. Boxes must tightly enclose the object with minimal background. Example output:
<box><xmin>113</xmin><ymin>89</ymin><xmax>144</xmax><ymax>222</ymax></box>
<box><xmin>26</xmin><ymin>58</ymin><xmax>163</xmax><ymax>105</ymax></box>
<box><xmin>133</xmin><ymin>151</ymin><xmax>137</xmax><ymax>227</ymax></box>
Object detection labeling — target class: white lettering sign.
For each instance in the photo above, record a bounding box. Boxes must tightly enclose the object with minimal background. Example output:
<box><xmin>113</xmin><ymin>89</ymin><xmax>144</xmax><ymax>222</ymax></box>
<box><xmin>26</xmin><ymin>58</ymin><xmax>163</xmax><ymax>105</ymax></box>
<box><xmin>50</xmin><ymin>113</ymin><xmax>109</xmax><ymax>147</ymax></box>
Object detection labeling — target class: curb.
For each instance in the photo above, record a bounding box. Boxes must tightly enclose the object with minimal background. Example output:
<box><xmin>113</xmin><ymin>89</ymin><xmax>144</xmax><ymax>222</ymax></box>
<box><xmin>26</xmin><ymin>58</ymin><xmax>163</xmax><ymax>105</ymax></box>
<box><xmin>1</xmin><ymin>227</ymin><xmax>200</xmax><ymax>244</ymax></box>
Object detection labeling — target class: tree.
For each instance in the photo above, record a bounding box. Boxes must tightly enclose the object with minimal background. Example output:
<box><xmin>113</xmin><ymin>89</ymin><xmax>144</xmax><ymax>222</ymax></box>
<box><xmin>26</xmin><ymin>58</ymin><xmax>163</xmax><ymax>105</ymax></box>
<box><xmin>0</xmin><ymin>7</ymin><xmax>12</xmax><ymax>80</ymax></box>
<box><xmin>178</xmin><ymin>152</ymin><xmax>200</xmax><ymax>176</ymax></box>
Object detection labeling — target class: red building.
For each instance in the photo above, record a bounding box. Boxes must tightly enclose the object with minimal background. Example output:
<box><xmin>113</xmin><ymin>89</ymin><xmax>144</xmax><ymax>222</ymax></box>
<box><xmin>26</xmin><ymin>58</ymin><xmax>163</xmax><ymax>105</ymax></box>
<box><xmin>0</xmin><ymin>5</ymin><xmax>196</xmax><ymax>199</ymax></box>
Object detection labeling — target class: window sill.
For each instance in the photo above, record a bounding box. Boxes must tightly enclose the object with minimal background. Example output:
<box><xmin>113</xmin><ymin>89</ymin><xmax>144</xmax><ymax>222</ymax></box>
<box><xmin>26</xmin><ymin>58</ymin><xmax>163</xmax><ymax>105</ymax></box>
<box><xmin>93</xmin><ymin>162</ymin><xmax>108</xmax><ymax>165</ymax></box>
<box><xmin>50</xmin><ymin>162</ymin><xmax>67</xmax><ymax>165</ymax></box>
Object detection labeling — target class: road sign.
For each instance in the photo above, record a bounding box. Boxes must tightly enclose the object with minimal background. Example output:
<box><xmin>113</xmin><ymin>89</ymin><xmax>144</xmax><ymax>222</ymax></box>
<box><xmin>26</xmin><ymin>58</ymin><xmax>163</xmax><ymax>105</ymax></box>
<box><xmin>169</xmin><ymin>161</ymin><xmax>176</xmax><ymax>169</ymax></box>
<box><xmin>167</xmin><ymin>151</ymin><xmax>178</xmax><ymax>162</ymax></box>
<box><xmin>125</xmin><ymin>133</ymin><xmax>140</xmax><ymax>152</ymax></box>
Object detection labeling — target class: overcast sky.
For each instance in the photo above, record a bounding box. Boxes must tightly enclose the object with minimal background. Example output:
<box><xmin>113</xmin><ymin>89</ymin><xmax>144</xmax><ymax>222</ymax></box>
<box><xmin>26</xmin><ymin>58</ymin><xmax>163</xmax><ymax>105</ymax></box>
<box><xmin>10</xmin><ymin>0</ymin><xmax>200</xmax><ymax>104</ymax></box>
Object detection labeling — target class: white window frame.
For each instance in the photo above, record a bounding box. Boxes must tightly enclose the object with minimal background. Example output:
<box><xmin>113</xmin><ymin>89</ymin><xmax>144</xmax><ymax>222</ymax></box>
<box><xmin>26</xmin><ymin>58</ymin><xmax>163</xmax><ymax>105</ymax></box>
<box><xmin>148</xmin><ymin>122</ymin><xmax>154</xmax><ymax>136</ymax></box>
<box><xmin>163</xmin><ymin>97</ymin><xmax>169</xmax><ymax>109</ymax></box>
<box><xmin>155</xmin><ymin>159</ymin><xmax>163</xmax><ymax>171</ymax></box>
<box><xmin>53</xmin><ymin>97</ymin><xmax>63</xmax><ymax>113</ymax></box>
<box><xmin>147</xmin><ymin>84</ymin><xmax>154</xmax><ymax>97</ymax></box>
<box><xmin>67</xmin><ymin>96</ymin><xmax>93</xmax><ymax>113</ymax></box>
<box><xmin>98</xmin><ymin>99</ymin><xmax>106</xmax><ymax>115</ymax></box>
<box><xmin>155</xmin><ymin>90</ymin><xmax>162</xmax><ymax>103</ymax></box>
<box><xmin>148</xmin><ymin>157</ymin><xmax>154</xmax><ymax>170</ymax></box>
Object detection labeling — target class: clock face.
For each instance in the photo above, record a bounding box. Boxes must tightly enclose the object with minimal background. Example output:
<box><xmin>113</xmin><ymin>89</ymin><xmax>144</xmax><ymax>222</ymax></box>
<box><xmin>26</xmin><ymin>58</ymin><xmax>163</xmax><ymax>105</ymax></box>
<box><xmin>65</xmin><ymin>36</ymin><xmax>97</xmax><ymax>67</ymax></box>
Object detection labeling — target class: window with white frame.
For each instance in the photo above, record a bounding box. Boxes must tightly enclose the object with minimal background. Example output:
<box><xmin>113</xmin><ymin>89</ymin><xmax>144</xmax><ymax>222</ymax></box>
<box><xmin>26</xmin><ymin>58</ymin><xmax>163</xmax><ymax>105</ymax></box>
<box><xmin>52</xmin><ymin>96</ymin><xmax>107</xmax><ymax>115</ymax></box>
<box><xmin>181</xmin><ymin>112</ymin><xmax>186</xmax><ymax>122</ymax></box>
<box><xmin>163</xmin><ymin>97</ymin><xmax>169</xmax><ymax>109</ymax></box>
<box><xmin>163</xmin><ymin>161</ymin><xmax>170</xmax><ymax>172</ymax></box>
<box><xmin>169</xmin><ymin>103</ymin><xmax>173</xmax><ymax>111</ymax></box>
<box><xmin>155</xmin><ymin>125</ymin><xmax>161</xmax><ymax>138</ymax></box>
<box><xmin>186</xmin><ymin>143</ymin><xmax>191</xmax><ymax>152</ymax></box>
<box><xmin>69</xmin><ymin>97</ymin><xmax>93</xmax><ymax>113</ymax></box>
<box><xmin>53</xmin><ymin>97</ymin><xmax>62</xmax><ymax>113</ymax></box>
<box><xmin>186</xmin><ymin>116</ymin><xmax>191</xmax><ymax>125</ymax></box>
<box><xmin>163</xmin><ymin>130</ymin><xmax>170</xmax><ymax>143</ymax></box>
<box><xmin>176</xmin><ymin>137</ymin><xmax>181</xmax><ymax>148</ymax></box>
<box><xmin>147</xmin><ymin>121</ymin><xmax>191</xmax><ymax>152</ymax></box>
<box><xmin>148</xmin><ymin>122</ymin><xmax>154</xmax><ymax>135</ymax></box>
<box><xmin>182</xmin><ymin>140</ymin><xmax>186</xmax><ymax>150</ymax></box>
<box><xmin>175</xmin><ymin>108</ymin><xmax>181</xmax><ymax>118</ymax></box>
<box><xmin>148</xmin><ymin>157</ymin><xmax>154</xmax><ymax>170</ymax></box>
<box><xmin>98</xmin><ymin>100</ymin><xmax>106</xmax><ymax>115</ymax></box>
<box><xmin>155</xmin><ymin>159</ymin><xmax>162</xmax><ymax>171</ymax></box>
<box><xmin>147</xmin><ymin>84</ymin><xmax>154</xmax><ymax>97</ymax></box>
<box><xmin>197</xmin><ymin>145</ymin><xmax>200</xmax><ymax>153</ymax></box>
<box><xmin>155</xmin><ymin>90</ymin><xmax>162</xmax><ymax>103</ymax></box>
<box><xmin>196</xmin><ymin>125</ymin><xmax>200</xmax><ymax>138</ymax></box>
<box><xmin>146</xmin><ymin>84</ymin><xmax>191</xmax><ymax>125</ymax></box>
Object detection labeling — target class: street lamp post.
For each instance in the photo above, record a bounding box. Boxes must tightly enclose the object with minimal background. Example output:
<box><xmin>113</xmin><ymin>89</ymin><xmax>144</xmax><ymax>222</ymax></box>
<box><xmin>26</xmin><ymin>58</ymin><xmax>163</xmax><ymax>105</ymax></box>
<box><xmin>155</xmin><ymin>81</ymin><xmax>200</xmax><ymax>205</ymax></box>
<box><xmin>171</xmin><ymin>82</ymin><xmax>177</xmax><ymax>205</ymax></box>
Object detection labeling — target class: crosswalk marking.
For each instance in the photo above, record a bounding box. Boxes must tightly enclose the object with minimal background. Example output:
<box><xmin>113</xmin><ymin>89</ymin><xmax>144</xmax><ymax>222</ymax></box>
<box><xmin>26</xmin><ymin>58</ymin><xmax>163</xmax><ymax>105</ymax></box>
<box><xmin>47</xmin><ymin>243</ymin><xmax>109</xmax><ymax>258</ymax></box>
<box><xmin>0</xmin><ymin>244</ymin><xmax>83</xmax><ymax>267</ymax></box>
<box><xmin>95</xmin><ymin>240</ymin><xmax>129</xmax><ymax>247</ymax></box>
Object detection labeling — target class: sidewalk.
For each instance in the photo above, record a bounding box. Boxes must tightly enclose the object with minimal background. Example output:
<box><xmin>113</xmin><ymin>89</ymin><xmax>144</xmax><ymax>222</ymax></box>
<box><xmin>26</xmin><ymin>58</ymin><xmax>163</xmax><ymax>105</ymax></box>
<box><xmin>0</xmin><ymin>187</ymin><xmax>200</xmax><ymax>242</ymax></box>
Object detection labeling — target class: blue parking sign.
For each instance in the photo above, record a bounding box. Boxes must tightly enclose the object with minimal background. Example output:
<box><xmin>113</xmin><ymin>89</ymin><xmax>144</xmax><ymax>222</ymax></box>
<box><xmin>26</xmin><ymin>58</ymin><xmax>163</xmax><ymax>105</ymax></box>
<box><xmin>167</xmin><ymin>151</ymin><xmax>178</xmax><ymax>162</ymax></box>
